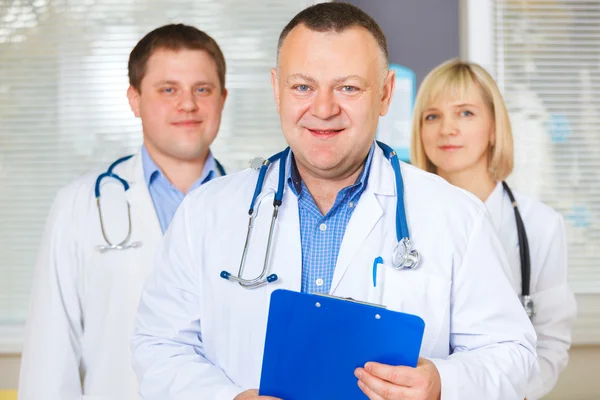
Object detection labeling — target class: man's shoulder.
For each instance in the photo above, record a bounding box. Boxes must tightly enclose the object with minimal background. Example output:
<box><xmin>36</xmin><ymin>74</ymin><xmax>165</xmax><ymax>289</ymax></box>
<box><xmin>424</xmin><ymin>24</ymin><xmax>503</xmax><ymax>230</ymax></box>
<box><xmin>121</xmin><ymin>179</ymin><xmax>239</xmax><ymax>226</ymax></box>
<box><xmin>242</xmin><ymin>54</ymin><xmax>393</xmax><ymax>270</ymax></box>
<box><xmin>55</xmin><ymin>154</ymin><xmax>139</xmax><ymax>205</ymax></box>
<box><xmin>53</xmin><ymin>170</ymin><xmax>103</xmax><ymax>206</ymax></box>
<box><xmin>187</xmin><ymin>167</ymin><xmax>258</xmax><ymax>208</ymax></box>
<box><xmin>400</xmin><ymin>162</ymin><xmax>486</xmax><ymax>215</ymax></box>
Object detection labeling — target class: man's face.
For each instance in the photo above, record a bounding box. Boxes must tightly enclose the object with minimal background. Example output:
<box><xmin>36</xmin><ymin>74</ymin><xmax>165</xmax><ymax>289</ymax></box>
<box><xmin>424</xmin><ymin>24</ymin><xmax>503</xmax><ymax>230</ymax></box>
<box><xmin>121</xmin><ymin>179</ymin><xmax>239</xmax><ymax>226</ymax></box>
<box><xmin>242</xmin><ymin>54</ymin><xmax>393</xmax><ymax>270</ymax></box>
<box><xmin>272</xmin><ymin>25</ymin><xmax>394</xmax><ymax>180</ymax></box>
<box><xmin>128</xmin><ymin>48</ymin><xmax>227</xmax><ymax>163</ymax></box>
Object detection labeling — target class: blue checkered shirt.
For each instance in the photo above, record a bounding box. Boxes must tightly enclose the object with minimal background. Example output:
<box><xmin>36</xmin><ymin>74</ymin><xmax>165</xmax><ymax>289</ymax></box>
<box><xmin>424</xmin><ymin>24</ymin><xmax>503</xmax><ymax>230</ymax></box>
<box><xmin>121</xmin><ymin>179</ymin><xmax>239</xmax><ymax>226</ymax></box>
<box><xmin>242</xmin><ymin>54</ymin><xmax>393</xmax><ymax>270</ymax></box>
<box><xmin>286</xmin><ymin>143</ymin><xmax>375</xmax><ymax>294</ymax></box>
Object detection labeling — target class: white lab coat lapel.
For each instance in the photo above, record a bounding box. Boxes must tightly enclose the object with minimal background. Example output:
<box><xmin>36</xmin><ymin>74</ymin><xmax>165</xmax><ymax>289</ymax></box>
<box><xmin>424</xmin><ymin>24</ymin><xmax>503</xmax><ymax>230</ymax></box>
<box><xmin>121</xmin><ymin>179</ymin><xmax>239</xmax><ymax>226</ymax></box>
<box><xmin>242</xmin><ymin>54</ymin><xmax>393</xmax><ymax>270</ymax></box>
<box><xmin>484</xmin><ymin>182</ymin><xmax>505</xmax><ymax>231</ymax></box>
<box><xmin>484</xmin><ymin>181</ymin><xmax>520</xmax><ymax>289</ymax></box>
<box><xmin>485</xmin><ymin>182</ymin><xmax>520</xmax><ymax>251</ymax></box>
<box><xmin>114</xmin><ymin>151</ymin><xmax>163</xmax><ymax>243</ymax></box>
<box><xmin>330</xmin><ymin>146</ymin><xmax>396</xmax><ymax>293</ymax></box>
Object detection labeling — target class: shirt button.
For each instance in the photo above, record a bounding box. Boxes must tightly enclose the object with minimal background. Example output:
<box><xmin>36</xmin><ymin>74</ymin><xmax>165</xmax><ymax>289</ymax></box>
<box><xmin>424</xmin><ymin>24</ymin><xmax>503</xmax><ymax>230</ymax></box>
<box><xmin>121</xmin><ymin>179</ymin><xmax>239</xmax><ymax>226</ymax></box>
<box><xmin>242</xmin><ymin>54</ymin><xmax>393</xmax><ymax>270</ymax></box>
<box><xmin>349</xmin><ymin>202</ymin><xmax>355</xmax><ymax>208</ymax></box>
<box><xmin>316</xmin><ymin>278</ymin><xmax>324</xmax><ymax>286</ymax></box>
<box><xmin>319</xmin><ymin>223</ymin><xmax>327</xmax><ymax>231</ymax></box>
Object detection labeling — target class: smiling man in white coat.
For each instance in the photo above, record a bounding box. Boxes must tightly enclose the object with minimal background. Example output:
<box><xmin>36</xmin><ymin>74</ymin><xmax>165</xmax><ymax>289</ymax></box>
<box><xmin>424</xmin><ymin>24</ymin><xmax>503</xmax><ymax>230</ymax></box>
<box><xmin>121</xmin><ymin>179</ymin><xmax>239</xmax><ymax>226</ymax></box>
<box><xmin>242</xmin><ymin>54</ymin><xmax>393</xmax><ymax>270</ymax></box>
<box><xmin>132</xmin><ymin>4</ymin><xmax>537</xmax><ymax>400</ymax></box>
<box><xmin>19</xmin><ymin>24</ymin><xmax>228</xmax><ymax>399</ymax></box>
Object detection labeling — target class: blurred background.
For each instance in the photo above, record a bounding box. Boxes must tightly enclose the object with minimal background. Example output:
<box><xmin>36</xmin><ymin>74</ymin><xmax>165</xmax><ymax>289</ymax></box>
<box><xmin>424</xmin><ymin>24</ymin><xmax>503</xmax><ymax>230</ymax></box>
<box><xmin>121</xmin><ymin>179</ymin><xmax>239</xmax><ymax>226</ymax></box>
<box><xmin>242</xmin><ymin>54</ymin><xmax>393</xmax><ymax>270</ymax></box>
<box><xmin>1</xmin><ymin>0</ymin><xmax>599</xmax><ymax>398</ymax></box>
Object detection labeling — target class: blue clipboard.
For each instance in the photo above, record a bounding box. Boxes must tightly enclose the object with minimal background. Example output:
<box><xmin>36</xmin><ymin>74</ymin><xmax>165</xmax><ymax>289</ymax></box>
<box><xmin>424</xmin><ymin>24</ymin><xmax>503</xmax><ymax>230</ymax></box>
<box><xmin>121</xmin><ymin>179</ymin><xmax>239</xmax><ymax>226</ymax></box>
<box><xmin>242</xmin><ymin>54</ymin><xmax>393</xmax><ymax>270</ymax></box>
<box><xmin>259</xmin><ymin>289</ymin><xmax>425</xmax><ymax>399</ymax></box>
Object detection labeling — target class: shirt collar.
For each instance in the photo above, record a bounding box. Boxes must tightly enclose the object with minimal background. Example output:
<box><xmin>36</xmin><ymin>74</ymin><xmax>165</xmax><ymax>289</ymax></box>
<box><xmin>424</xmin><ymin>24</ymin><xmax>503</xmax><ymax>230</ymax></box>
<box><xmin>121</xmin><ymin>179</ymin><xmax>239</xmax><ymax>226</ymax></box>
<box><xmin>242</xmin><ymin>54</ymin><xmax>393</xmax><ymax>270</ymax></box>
<box><xmin>286</xmin><ymin>141</ymin><xmax>376</xmax><ymax>197</ymax></box>
<box><xmin>141</xmin><ymin>145</ymin><xmax>160</xmax><ymax>187</ymax></box>
<box><xmin>141</xmin><ymin>144</ymin><xmax>217</xmax><ymax>190</ymax></box>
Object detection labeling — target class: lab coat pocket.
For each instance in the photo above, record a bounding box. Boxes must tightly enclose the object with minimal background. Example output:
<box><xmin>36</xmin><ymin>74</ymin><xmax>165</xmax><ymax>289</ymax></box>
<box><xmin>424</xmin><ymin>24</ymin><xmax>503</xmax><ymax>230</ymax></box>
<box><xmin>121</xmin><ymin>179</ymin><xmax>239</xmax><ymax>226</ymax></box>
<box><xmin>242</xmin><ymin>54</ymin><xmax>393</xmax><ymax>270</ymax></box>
<box><xmin>381</xmin><ymin>266</ymin><xmax>451</xmax><ymax>357</ymax></box>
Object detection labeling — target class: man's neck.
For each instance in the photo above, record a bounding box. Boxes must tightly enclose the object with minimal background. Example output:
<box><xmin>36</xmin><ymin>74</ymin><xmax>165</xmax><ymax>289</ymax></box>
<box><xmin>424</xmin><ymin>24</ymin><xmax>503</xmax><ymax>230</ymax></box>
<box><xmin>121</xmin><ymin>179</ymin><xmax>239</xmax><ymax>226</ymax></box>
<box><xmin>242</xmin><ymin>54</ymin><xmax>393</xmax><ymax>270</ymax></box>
<box><xmin>439</xmin><ymin>164</ymin><xmax>496</xmax><ymax>203</ymax></box>
<box><xmin>297</xmin><ymin>162</ymin><xmax>364</xmax><ymax>215</ymax></box>
<box><xmin>145</xmin><ymin>145</ymin><xmax>208</xmax><ymax>194</ymax></box>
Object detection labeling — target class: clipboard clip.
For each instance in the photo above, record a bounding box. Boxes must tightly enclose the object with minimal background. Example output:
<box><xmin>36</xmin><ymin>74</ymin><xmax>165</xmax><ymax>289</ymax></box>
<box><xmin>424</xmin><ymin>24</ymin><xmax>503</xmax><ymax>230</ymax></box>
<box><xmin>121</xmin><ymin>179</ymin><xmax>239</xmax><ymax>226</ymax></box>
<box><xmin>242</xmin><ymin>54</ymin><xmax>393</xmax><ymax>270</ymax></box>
<box><xmin>314</xmin><ymin>293</ymin><xmax>387</xmax><ymax>309</ymax></box>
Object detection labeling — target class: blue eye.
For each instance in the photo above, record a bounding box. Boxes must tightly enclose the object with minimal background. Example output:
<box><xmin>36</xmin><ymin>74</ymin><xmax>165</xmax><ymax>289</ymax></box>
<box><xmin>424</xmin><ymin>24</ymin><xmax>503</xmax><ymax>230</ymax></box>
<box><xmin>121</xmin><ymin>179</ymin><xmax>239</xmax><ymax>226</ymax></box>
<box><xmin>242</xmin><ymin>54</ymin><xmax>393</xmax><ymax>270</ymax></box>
<box><xmin>341</xmin><ymin>86</ymin><xmax>358</xmax><ymax>93</ymax></box>
<box><xmin>196</xmin><ymin>87</ymin><xmax>208</xmax><ymax>94</ymax></box>
<box><xmin>461</xmin><ymin>110</ymin><xmax>474</xmax><ymax>117</ymax></box>
<box><xmin>424</xmin><ymin>114</ymin><xmax>437</xmax><ymax>121</ymax></box>
<box><xmin>296</xmin><ymin>85</ymin><xmax>310</xmax><ymax>92</ymax></box>
<box><xmin>162</xmin><ymin>87</ymin><xmax>174</xmax><ymax>94</ymax></box>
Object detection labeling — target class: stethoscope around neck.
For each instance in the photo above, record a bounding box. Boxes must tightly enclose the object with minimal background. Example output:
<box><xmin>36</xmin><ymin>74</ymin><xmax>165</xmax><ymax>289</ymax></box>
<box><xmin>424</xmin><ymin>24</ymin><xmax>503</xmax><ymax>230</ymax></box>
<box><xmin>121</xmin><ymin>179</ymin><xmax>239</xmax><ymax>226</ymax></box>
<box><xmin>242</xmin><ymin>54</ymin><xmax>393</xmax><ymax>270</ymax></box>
<box><xmin>502</xmin><ymin>181</ymin><xmax>534</xmax><ymax>319</ymax></box>
<box><xmin>94</xmin><ymin>155</ymin><xmax>142</xmax><ymax>252</ymax></box>
<box><xmin>94</xmin><ymin>154</ymin><xmax>226</xmax><ymax>252</ymax></box>
<box><xmin>220</xmin><ymin>141</ymin><xmax>420</xmax><ymax>289</ymax></box>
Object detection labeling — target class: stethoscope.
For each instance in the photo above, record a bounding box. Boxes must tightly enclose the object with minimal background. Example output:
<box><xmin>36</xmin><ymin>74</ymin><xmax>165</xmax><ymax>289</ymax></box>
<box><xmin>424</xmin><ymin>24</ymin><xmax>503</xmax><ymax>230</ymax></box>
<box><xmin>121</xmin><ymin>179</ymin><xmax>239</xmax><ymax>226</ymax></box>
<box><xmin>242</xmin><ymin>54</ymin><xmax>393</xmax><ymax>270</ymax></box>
<box><xmin>94</xmin><ymin>154</ymin><xmax>226</xmax><ymax>253</ymax></box>
<box><xmin>502</xmin><ymin>181</ymin><xmax>534</xmax><ymax>319</ymax></box>
<box><xmin>220</xmin><ymin>141</ymin><xmax>420</xmax><ymax>289</ymax></box>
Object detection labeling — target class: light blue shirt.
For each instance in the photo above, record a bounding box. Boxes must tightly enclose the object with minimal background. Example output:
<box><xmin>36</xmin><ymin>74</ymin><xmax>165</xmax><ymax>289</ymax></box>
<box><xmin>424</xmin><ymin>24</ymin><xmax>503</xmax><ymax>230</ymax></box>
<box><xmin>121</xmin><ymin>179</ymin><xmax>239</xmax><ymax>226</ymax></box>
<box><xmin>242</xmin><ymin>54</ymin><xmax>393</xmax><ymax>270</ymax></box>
<box><xmin>142</xmin><ymin>145</ymin><xmax>219</xmax><ymax>234</ymax></box>
<box><xmin>286</xmin><ymin>142</ymin><xmax>375</xmax><ymax>294</ymax></box>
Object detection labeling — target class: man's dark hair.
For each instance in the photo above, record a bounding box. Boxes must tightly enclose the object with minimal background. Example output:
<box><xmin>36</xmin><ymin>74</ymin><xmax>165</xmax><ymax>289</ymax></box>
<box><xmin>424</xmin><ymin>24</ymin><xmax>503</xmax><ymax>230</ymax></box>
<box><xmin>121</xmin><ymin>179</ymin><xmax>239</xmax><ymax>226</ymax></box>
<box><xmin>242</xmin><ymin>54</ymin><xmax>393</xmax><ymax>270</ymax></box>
<box><xmin>277</xmin><ymin>2</ymin><xmax>389</xmax><ymax>67</ymax></box>
<box><xmin>128</xmin><ymin>24</ymin><xmax>226</xmax><ymax>92</ymax></box>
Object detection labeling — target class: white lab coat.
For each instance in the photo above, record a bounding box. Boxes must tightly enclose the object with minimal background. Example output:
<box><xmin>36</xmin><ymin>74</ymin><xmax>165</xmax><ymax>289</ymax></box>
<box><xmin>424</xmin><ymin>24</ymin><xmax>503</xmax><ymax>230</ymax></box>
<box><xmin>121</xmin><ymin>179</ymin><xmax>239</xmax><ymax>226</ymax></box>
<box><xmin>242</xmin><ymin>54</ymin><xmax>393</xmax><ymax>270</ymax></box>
<box><xmin>19</xmin><ymin>152</ymin><xmax>163</xmax><ymax>400</ymax></box>
<box><xmin>132</xmin><ymin>146</ymin><xmax>537</xmax><ymax>400</ymax></box>
<box><xmin>485</xmin><ymin>182</ymin><xmax>577</xmax><ymax>400</ymax></box>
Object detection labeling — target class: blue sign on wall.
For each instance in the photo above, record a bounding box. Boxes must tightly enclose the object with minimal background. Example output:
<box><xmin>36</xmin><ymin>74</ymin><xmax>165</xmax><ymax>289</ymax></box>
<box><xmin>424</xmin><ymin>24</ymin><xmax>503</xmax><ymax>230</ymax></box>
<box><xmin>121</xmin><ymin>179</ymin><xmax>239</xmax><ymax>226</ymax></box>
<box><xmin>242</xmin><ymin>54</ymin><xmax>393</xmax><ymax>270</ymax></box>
<box><xmin>546</xmin><ymin>113</ymin><xmax>572</xmax><ymax>143</ymax></box>
<box><xmin>376</xmin><ymin>64</ymin><xmax>416</xmax><ymax>163</ymax></box>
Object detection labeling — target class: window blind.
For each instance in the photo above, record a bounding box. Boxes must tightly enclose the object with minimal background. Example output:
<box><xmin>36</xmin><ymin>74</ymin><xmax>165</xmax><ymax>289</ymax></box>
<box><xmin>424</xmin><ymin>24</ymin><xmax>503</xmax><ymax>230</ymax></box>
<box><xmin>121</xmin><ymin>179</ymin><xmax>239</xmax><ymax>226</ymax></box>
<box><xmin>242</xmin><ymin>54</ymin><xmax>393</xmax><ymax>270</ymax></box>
<box><xmin>0</xmin><ymin>0</ymin><xmax>320</xmax><ymax>330</ymax></box>
<box><xmin>491</xmin><ymin>0</ymin><xmax>600</xmax><ymax>294</ymax></box>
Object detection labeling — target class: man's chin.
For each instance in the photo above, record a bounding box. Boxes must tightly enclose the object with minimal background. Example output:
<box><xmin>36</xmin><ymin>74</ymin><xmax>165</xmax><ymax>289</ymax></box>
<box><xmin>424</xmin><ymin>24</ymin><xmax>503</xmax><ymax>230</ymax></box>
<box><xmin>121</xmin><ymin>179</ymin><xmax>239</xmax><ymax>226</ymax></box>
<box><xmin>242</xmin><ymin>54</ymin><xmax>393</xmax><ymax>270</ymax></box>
<box><xmin>302</xmin><ymin>156</ymin><xmax>344</xmax><ymax>176</ymax></box>
<box><xmin>164</xmin><ymin>146</ymin><xmax>208</xmax><ymax>164</ymax></box>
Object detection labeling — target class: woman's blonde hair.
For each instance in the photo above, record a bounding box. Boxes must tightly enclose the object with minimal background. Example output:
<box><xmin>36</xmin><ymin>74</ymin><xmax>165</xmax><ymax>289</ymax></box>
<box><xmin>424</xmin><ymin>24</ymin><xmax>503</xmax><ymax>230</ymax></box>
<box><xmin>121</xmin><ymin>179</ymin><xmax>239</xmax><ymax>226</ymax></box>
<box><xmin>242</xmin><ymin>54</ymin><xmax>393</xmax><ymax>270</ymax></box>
<box><xmin>410</xmin><ymin>59</ymin><xmax>513</xmax><ymax>181</ymax></box>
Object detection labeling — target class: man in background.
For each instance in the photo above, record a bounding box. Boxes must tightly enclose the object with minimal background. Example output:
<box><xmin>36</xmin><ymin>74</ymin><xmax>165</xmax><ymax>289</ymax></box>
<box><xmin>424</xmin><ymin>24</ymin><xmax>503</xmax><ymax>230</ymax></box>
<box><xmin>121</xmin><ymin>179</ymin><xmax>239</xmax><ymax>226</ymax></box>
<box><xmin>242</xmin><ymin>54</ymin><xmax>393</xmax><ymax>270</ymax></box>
<box><xmin>19</xmin><ymin>24</ymin><xmax>228</xmax><ymax>399</ymax></box>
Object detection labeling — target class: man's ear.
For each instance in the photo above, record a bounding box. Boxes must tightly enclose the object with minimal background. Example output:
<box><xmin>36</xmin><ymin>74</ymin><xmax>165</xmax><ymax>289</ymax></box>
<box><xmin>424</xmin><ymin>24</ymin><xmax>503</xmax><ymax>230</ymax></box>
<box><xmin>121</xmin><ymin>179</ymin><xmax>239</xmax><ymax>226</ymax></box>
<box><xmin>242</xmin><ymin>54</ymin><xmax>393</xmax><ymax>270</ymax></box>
<box><xmin>271</xmin><ymin>68</ymin><xmax>280</xmax><ymax>113</ymax></box>
<box><xmin>218</xmin><ymin>87</ymin><xmax>228</xmax><ymax>112</ymax></box>
<box><xmin>127</xmin><ymin>85</ymin><xmax>141</xmax><ymax>118</ymax></box>
<box><xmin>379</xmin><ymin>69</ymin><xmax>396</xmax><ymax>117</ymax></box>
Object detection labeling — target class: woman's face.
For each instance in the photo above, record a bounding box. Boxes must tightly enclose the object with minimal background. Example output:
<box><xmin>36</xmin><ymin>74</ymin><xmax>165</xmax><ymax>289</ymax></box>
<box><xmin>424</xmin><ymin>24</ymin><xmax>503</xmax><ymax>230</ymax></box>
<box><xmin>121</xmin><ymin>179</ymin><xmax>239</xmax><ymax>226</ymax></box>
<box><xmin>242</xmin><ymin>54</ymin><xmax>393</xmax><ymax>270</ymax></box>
<box><xmin>420</xmin><ymin>84</ymin><xmax>495</xmax><ymax>177</ymax></box>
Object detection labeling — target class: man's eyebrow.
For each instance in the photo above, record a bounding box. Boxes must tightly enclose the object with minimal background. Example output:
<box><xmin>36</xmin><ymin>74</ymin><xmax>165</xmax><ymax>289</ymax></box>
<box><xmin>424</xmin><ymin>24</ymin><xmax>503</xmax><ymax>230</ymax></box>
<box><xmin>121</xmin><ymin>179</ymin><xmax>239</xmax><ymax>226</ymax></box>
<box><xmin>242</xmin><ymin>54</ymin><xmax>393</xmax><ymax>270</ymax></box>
<box><xmin>331</xmin><ymin>75</ymin><xmax>368</xmax><ymax>87</ymax></box>
<box><xmin>286</xmin><ymin>74</ymin><xmax>318</xmax><ymax>85</ymax></box>
<box><xmin>286</xmin><ymin>74</ymin><xmax>370</xmax><ymax>87</ymax></box>
<box><xmin>153</xmin><ymin>80</ymin><xmax>179</xmax><ymax>87</ymax></box>
<box><xmin>152</xmin><ymin>80</ymin><xmax>217</xmax><ymax>87</ymax></box>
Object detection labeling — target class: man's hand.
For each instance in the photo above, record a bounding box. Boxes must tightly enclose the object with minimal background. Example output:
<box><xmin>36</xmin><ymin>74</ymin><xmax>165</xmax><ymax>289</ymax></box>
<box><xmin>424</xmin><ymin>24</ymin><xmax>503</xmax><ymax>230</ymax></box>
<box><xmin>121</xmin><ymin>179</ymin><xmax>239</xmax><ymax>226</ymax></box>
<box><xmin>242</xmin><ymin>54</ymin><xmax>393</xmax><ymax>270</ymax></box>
<box><xmin>355</xmin><ymin>357</ymin><xmax>441</xmax><ymax>400</ymax></box>
<box><xmin>233</xmin><ymin>389</ymin><xmax>282</xmax><ymax>400</ymax></box>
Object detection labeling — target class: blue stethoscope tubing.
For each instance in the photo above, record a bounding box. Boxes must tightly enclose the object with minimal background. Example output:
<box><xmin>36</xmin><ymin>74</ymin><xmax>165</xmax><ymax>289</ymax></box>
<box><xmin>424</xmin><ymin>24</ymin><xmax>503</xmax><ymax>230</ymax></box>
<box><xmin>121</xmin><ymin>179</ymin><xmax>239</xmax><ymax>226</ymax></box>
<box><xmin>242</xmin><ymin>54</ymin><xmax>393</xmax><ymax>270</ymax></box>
<box><xmin>94</xmin><ymin>155</ymin><xmax>138</xmax><ymax>252</ymax></box>
<box><xmin>220</xmin><ymin>141</ymin><xmax>420</xmax><ymax>289</ymax></box>
<box><xmin>94</xmin><ymin>154</ymin><xmax>225</xmax><ymax>252</ymax></box>
<box><xmin>220</xmin><ymin>148</ymin><xmax>290</xmax><ymax>288</ymax></box>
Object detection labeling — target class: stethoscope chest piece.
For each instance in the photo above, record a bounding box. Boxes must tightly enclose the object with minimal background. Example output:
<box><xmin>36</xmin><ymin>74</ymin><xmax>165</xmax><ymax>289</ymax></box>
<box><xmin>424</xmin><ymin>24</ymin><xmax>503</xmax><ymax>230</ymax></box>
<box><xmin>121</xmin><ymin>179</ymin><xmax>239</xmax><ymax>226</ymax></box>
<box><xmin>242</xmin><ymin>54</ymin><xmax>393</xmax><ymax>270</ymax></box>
<box><xmin>521</xmin><ymin>295</ymin><xmax>535</xmax><ymax>320</ymax></box>
<box><xmin>391</xmin><ymin>237</ymin><xmax>420</xmax><ymax>270</ymax></box>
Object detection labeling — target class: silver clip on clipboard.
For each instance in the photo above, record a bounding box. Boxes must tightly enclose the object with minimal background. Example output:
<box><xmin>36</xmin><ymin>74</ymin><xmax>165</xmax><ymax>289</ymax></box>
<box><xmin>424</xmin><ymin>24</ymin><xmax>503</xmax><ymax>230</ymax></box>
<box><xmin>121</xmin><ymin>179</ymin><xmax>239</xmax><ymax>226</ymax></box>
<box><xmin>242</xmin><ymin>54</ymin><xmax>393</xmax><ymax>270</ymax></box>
<box><xmin>314</xmin><ymin>293</ymin><xmax>387</xmax><ymax>309</ymax></box>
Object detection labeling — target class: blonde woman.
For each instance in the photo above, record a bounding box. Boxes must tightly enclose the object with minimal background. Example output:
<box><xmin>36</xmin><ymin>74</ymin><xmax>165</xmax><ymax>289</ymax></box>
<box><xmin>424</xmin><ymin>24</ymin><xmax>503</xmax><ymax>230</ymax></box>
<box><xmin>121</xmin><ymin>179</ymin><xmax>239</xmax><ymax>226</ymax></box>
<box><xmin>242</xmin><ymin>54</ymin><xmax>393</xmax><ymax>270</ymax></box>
<box><xmin>411</xmin><ymin>59</ymin><xmax>576</xmax><ymax>399</ymax></box>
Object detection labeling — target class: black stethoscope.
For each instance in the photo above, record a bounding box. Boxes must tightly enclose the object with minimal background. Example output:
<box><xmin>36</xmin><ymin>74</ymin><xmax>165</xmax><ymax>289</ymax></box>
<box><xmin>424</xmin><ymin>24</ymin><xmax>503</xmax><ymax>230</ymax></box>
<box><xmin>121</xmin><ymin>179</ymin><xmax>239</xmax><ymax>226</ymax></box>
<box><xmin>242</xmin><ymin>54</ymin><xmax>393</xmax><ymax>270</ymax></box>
<box><xmin>502</xmin><ymin>181</ymin><xmax>533</xmax><ymax>320</ymax></box>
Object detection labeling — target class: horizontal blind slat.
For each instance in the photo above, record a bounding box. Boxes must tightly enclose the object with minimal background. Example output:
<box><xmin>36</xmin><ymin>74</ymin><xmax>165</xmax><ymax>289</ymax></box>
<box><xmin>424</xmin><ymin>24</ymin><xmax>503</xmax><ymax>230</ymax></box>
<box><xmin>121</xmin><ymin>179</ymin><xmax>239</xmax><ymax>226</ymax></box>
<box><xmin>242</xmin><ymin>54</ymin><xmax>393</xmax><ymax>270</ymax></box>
<box><xmin>494</xmin><ymin>0</ymin><xmax>600</xmax><ymax>294</ymax></box>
